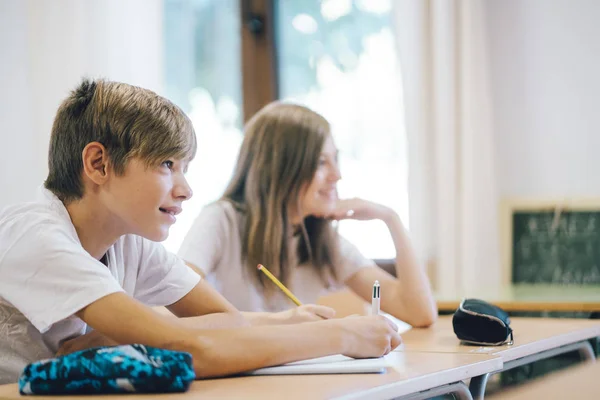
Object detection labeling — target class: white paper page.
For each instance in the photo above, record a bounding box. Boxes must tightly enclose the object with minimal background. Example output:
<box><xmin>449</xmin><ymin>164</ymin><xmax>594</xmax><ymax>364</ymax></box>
<box><xmin>246</xmin><ymin>353</ymin><xmax>394</xmax><ymax>376</ymax></box>
<box><xmin>380</xmin><ymin>311</ymin><xmax>412</xmax><ymax>335</ymax></box>
<box><xmin>360</xmin><ymin>302</ymin><xmax>413</xmax><ymax>336</ymax></box>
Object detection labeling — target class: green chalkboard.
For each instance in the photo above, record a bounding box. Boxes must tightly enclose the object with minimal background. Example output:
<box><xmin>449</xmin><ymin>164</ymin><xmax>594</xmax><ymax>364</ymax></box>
<box><xmin>512</xmin><ymin>210</ymin><xmax>600</xmax><ymax>284</ymax></box>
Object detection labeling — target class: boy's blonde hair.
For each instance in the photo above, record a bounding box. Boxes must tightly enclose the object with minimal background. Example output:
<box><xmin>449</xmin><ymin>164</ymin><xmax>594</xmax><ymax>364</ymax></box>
<box><xmin>45</xmin><ymin>79</ymin><xmax>196</xmax><ymax>203</ymax></box>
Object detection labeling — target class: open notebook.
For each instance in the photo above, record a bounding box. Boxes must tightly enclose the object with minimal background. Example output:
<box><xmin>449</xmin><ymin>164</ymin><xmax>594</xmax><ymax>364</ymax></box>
<box><xmin>246</xmin><ymin>313</ymin><xmax>410</xmax><ymax>375</ymax></box>
<box><xmin>245</xmin><ymin>353</ymin><xmax>394</xmax><ymax>375</ymax></box>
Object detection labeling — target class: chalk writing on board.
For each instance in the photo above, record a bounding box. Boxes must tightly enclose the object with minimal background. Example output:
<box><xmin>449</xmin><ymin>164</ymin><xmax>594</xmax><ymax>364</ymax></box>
<box><xmin>512</xmin><ymin>211</ymin><xmax>600</xmax><ymax>285</ymax></box>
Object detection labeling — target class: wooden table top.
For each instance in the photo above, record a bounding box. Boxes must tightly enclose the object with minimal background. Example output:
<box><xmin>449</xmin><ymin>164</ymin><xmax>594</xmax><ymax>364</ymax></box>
<box><xmin>318</xmin><ymin>284</ymin><xmax>600</xmax><ymax>316</ymax></box>
<box><xmin>436</xmin><ymin>284</ymin><xmax>600</xmax><ymax>312</ymax></box>
<box><xmin>402</xmin><ymin>316</ymin><xmax>600</xmax><ymax>362</ymax></box>
<box><xmin>0</xmin><ymin>352</ymin><xmax>502</xmax><ymax>400</ymax></box>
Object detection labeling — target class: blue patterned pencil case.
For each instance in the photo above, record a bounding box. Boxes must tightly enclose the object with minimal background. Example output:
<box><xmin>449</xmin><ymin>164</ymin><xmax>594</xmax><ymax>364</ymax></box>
<box><xmin>19</xmin><ymin>344</ymin><xmax>195</xmax><ymax>395</ymax></box>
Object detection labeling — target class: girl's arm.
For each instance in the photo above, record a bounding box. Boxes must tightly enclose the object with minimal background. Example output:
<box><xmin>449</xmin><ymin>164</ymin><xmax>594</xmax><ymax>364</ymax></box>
<box><xmin>241</xmin><ymin>304</ymin><xmax>336</xmax><ymax>325</ymax></box>
<box><xmin>166</xmin><ymin>279</ymin><xmax>248</xmax><ymax>328</ymax></box>
<box><xmin>332</xmin><ymin>199</ymin><xmax>437</xmax><ymax>327</ymax></box>
<box><xmin>185</xmin><ymin>261</ymin><xmax>337</xmax><ymax>325</ymax></box>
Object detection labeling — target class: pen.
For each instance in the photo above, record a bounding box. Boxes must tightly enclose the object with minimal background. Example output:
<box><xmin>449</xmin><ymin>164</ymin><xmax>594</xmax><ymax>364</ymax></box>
<box><xmin>257</xmin><ymin>264</ymin><xmax>303</xmax><ymax>306</ymax></box>
<box><xmin>371</xmin><ymin>280</ymin><xmax>380</xmax><ymax>315</ymax></box>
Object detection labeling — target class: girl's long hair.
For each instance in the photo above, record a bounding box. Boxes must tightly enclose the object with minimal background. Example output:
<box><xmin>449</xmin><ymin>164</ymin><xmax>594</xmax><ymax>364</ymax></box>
<box><xmin>222</xmin><ymin>102</ymin><xmax>339</xmax><ymax>290</ymax></box>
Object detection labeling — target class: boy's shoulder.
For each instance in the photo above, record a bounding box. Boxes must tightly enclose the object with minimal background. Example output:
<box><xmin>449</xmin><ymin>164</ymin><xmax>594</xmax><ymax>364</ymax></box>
<box><xmin>0</xmin><ymin>189</ymin><xmax>81</xmax><ymax>259</ymax></box>
<box><xmin>0</xmin><ymin>197</ymin><xmax>69</xmax><ymax>237</ymax></box>
<box><xmin>0</xmin><ymin>194</ymin><xmax>156</xmax><ymax>282</ymax></box>
<box><xmin>0</xmin><ymin>190</ymin><xmax>159</xmax><ymax>262</ymax></box>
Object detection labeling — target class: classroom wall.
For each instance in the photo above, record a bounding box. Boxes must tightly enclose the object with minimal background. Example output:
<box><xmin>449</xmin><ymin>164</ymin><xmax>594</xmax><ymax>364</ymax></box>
<box><xmin>485</xmin><ymin>0</ymin><xmax>600</xmax><ymax>199</ymax></box>
<box><xmin>0</xmin><ymin>0</ymin><xmax>164</xmax><ymax>208</ymax></box>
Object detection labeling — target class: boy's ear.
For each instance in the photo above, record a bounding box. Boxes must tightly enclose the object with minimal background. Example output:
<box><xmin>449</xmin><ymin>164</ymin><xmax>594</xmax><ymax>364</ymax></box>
<box><xmin>81</xmin><ymin>142</ymin><xmax>110</xmax><ymax>185</ymax></box>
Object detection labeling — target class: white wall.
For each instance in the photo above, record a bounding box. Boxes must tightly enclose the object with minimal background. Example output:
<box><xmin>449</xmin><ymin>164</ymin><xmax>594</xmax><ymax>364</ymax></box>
<box><xmin>0</xmin><ymin>0</ymin><xmax>164</xmax><ymax>208</ymax></box>
<box><xmin>485</xmin><ymin>0</ymin><xmax>600</xmax><ymax>199</ymax></box>
<box><xmin>0</xmin><ymin>1</ymin><xmax>38</xmax><ymax>206</ymax></box>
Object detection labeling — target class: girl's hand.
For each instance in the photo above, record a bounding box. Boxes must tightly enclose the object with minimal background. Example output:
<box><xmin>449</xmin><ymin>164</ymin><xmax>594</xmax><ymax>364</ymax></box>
<box><xmin>328</xmin><ymin>198</ymin><xmax>393</xmax><ymax>222</ymax></box>
<box><xmin>276</xmin><ymin>304</ymin><xmax>336</xmax><ymax>324</ymax></box>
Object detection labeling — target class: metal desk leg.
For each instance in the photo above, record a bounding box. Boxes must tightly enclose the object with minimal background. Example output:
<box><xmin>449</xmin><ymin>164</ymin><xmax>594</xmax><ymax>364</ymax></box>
<box><xmin>468</xmin><ymin>340</ymin><xmax>596</xmax><ymax>400</ymax></box>
<box><xmin>578</xmin><ymin>341</ymin><xmax>596</xmax><ymax>362</ymax></box>
<box><xmin>468</xmin><ymin>373</ymin><xmax>490</xmax><ymax>400</ymax></box>
<box><xmin>399</xmin><ymin>381</ymin><xmax>473</xmax><ymax>400</ymax></box>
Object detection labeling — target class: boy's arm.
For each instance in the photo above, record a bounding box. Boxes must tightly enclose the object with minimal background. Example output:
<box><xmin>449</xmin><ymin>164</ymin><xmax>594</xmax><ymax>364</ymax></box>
<box><xmin>165</xmin><ymin>280</ymin><xmax>248</xmax><ymax>328</ymax></box>
<box><xmin>74</xmin><ymin>292</ymin><xmax>401</xmax><ymax>378</ymax></box>
<box><xmin>57</xmin><ymin>329</ymin><xmax>118</xmax><ymax>356</ymax></box>
<box><xmin>58</xmin><ymin>279</ymin><xmax>246</xmax><ymax>356</ymax></box>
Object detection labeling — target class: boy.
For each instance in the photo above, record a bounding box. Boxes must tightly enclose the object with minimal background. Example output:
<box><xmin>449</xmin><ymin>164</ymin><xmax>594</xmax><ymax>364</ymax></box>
<box><xmin>0</xmin><ymin>79</ymin><xmax>401</xmax><ymax>384</ymax></box>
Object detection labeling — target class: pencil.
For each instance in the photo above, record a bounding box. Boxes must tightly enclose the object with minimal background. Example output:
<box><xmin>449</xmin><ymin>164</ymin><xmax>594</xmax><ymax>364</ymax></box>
<box><xmin>257</xmin><ymin>264</ymin><xmax>303</xmax><ymax>306</ymax></box>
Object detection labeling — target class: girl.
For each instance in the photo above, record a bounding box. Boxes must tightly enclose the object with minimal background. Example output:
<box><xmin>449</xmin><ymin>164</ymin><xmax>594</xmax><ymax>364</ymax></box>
<box><xmin>179</xmin><ymin>102</ymin><xmax>437</xmax><ymax>327</ymax></box>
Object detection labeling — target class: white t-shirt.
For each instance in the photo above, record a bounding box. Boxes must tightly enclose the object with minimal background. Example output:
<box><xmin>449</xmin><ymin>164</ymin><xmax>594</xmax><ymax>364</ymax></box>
<box><xmin>0</xmin><ymin>188</ymin><xmax>201</xmax><ymax>384</ymax></box>
<box><xmin>178</xmin><ymin>201</ymin><xmax>376</xmax><ymax>312</ymax></box>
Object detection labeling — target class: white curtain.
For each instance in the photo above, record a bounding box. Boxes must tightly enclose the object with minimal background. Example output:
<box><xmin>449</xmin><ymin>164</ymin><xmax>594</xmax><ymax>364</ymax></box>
<box><xmin>393</xmin><ymin>0</ymin><xmax>500</xmax><ymax>293</ymax></box>
<box><xmin>0</xmin><ymin>0</ymin><xmax>163</xmax><ymax>207</ymax></box>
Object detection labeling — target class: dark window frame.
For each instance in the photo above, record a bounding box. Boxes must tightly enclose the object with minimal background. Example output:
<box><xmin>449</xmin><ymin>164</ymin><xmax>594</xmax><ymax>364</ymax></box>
<box><xmin>240</xmin><ymin>0</ymin><xmax>277</xmax><ymax>122</ymax></box>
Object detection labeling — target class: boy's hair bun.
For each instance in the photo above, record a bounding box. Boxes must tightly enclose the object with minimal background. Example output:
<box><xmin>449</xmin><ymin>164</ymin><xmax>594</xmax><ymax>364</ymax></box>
<box><xmin>69</xmin><ymin>78</ymin><xmax>97</xmax><ymax>116</ymax></box>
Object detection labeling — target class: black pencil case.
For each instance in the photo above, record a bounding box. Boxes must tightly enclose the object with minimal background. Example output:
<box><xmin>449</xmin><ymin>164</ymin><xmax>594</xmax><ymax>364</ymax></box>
<box><xmin>452</xmin><ymin>298</ymin><xmax>513</xmax><ymax>346</ymax></box>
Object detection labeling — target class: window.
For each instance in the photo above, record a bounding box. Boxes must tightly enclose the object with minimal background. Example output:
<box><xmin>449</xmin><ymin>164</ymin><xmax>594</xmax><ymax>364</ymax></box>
<box><xmin>163</xmin><ymin>0</ymin><xmax>408</xmax><ymax>259</ymax></box>
<box><xmin>163</xmin><ymin>0</ymin><xmax>243</xmax><ymax>253</ymax></box>
<box><xmin>275</xmin><ymin>0</ymin><xmax>408</xmax><ymax>258</ymax></box>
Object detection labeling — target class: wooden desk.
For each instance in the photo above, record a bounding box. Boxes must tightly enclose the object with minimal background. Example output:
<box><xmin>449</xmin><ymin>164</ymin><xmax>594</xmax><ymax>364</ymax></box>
<box><xmin>318</xmin><ymin>289</ymin><xmax>369</xmax><ymax>317</ymax></box>
<box><xmin>488</xmin><ymin>361</ymin><xmax>600</xmax><ymax>400</ymax></box>
<box><xmin>402</xmin><ymin>316</ymin><xmax>600</xmax><ymax>360</ymax></box>
<box><xmin>436</xmin><ymin>284</ymin><xmax>600</xmax><ymax>312</ymax></box>
<box><xmin>0</xmin><ymin>352</ymin><xmax>502</xmax><ymax>400</ymax></box>
<box><xmin>402</xmin><ymin>316</ymin><xmax>600</xmax><ymax>399</ymax></box>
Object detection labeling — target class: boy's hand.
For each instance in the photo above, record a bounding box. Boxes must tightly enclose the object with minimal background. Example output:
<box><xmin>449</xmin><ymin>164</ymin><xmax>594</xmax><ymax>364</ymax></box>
<box><xmin>276</xmin><ymin>304</ymin><xmax>336</xmax><ymax>324</ymax></box>
<box><xmin>56</xmin><ymin>330</ymin><xmax>118</xmax><ymax>356</ymax></box>
<box><xmin>335</xmin><ymin>315</ymin><xmax>402</xmax><ymax>358</ymax></box>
